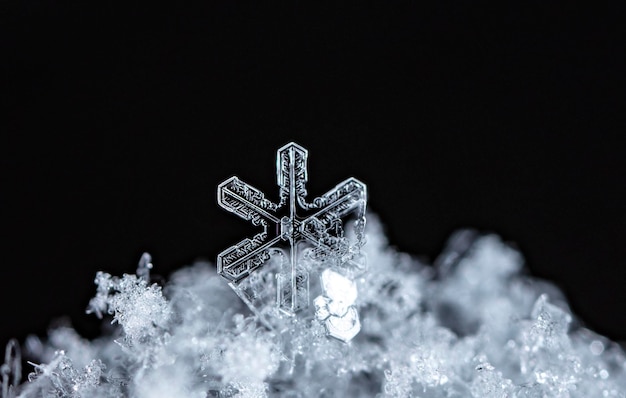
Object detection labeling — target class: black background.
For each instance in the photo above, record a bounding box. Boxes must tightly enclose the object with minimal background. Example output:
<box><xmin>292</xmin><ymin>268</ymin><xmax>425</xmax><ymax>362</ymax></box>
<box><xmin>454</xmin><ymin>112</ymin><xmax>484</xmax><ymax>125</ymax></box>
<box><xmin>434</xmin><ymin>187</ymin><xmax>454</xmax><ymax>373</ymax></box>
<box><xmin>1</xmin><ymin>2</ymin><xmax>625</xmax><ymax>353</ymax></box>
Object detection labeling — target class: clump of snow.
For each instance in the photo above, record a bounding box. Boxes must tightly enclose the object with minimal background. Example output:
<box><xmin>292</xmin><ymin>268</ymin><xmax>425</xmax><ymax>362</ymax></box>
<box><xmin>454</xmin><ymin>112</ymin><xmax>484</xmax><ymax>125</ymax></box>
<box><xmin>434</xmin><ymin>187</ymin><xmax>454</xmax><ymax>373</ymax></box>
<box><xmin>4</xmin><ymin>215</ymin><xmax>625</xmax><ymax>397</ymax></box>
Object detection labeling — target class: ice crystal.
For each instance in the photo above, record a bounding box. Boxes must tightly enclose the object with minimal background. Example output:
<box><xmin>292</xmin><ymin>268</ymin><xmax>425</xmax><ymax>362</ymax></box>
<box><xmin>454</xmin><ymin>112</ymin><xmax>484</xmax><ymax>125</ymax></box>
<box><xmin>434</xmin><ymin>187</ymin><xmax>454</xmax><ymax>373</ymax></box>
<box><xmin>217</xmin><ymin>142</ymin><xmax>367</xmax><ymax>342</ymax></box>
<box><xmin>1</xmin><ymin>339</ymin><xmax>21</xmax><ymax>398</ymax></box>
<box><xmin>85</xmin><ymin>271</ymin><xmax>171</xmax><ymax>368</ymax></box>
<box><xmin>314</xmin><ymin>270</ymin><xmax>360</xmax><ymax>342</ymax></box>
<box><xmin>136</xmin><ymin>253</ymin><xmax>153</xmax><ymax>283</ymax></box>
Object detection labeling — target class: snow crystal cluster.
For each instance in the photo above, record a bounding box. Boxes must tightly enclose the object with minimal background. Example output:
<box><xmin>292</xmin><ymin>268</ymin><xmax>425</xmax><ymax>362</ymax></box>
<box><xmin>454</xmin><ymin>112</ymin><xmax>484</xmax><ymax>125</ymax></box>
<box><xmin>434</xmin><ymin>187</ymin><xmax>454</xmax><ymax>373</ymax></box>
<box><xmin>3</xmin><ymin>216</ymin><xmax>626</xmax><ymax>397</ymax></box>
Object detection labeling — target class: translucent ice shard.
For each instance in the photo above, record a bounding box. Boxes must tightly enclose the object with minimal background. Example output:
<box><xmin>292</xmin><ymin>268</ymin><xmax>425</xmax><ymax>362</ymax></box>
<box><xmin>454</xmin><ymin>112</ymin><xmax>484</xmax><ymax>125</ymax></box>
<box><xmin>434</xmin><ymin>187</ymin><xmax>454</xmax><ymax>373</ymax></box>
<box><xmin>136</xmin><ymin>252</ymin><xmax>153</xmax><ymax>283</ymax></box>
<box><xmin>528</xmin><ymin>293</ymin><xmax>572</xmax><ymax>351</ymax></box>
<box><xmin>1</xmin><ymin>339</ymin><xmax>21</xmax><ymax>398</ymax></box>
<box><xmin>471</xmin><ymin>362</ymin><xmax>514</xmax><ymax>397</ymax></box>
<box><xmin>314</xmin><ymin>269</ymin><xmax>360</xmax><ymax>342</ymax></box>
<box><xmin>217</xmin><ymin>142</ymin><xmax>367</xmax><ymax>319</ymax></box>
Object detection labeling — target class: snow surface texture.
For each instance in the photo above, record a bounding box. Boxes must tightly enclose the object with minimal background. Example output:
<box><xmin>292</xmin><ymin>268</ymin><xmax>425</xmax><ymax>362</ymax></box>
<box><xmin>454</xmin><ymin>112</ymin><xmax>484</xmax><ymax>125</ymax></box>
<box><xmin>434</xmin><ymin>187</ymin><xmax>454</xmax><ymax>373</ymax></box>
<box><xmin>4</xmin><ymin>215</ymin><xmax>626</xmax><ymax>397</ymax></box>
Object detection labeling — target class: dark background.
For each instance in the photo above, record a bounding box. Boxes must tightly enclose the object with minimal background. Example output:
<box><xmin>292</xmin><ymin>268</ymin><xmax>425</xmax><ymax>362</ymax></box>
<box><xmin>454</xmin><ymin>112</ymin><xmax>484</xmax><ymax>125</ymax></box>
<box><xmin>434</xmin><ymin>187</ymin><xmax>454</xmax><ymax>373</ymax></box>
<box><xmin>1</xmin><ymin>2</ymin><xmax>625</xmax><ymax>353</ymax></box>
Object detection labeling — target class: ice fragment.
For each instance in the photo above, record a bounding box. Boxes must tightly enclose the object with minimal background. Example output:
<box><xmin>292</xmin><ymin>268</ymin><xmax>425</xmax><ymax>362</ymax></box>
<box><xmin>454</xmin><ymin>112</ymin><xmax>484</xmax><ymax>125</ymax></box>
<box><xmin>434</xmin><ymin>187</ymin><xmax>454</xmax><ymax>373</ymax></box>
<box><xmin>1</xmin><ymin>340</ymin><xmax>20</xmax><ymax>398</ymax></box>
<box><xmin>136</xmin><ymin>252</ymin><xmax>153</xmax><ymax>283</ymax></box>
<box><xmin>314</xmin><ymin>270</ymin><xmax>360</xmax><ymax>342</ymax></box>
